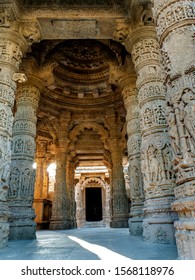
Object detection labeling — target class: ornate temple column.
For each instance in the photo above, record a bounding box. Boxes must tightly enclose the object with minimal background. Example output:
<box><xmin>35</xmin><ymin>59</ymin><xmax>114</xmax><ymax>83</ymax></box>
<box><xmin>125</xmin><ymin>26</ymin><xmax>177</xmax><ymax>243</ymax></box>
<box><xmin>8</xmin><ymin>83</ymin><xmax>40</xmax><ymax>239</ymax></box>
<box><xmin>0</xmin><ymin>5</ymin><xmax>39</xmax><ymax>246</ymax></box>
<box><xmin>153</xmin><ymin>0</ymin><xmax>195</xmax><ymax>259</ymax></box>
<box><xmin>122</xmin><ymin>80</ymin><xmax>145</xmax><ymax>235</ymax></box>
<box><xmin>49</xmin><ymin>111</ymin><xmax>71</xmax><ymax>230</ymax></box>
<box><xmin>106</xmin><ymin>110</ymin><xmax>129</xmax><ymax>227</ymax></box>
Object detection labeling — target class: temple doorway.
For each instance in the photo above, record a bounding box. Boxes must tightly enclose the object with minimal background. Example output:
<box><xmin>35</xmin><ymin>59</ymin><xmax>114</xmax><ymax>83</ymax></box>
<box><xmin>85</xmin><ymin>187</ymin><xmax>102</xmax><ymax>222</ymax></box>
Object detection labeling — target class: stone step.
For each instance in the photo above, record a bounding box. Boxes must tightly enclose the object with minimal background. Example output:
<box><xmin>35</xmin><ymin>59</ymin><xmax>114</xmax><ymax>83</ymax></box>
<box><xmin>84</xmin><ymin>221</ymin><xmax>106</xmax><ymax>228</ymax></box>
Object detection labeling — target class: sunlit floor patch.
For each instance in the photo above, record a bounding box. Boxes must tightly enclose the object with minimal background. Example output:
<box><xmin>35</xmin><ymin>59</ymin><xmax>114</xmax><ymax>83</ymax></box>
<box><xmin>68</xmin><ymin>235</ymin><xmax>132</xmax><ymax>261</ymax></box>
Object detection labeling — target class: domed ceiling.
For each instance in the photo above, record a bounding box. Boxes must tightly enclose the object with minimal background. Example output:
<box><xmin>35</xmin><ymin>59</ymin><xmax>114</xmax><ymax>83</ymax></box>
<box><xmin>30</xmin><ymin>39</ymin><xmax>127</xmax><ymax>111</ymax></box>
<box><xmin>27</xmin><ymin>39</ymin><xmax>128</xmax><ymax>167</ymax></box>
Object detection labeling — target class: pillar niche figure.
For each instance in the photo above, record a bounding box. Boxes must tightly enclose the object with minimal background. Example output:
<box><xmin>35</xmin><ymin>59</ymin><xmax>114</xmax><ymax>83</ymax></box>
<box><xmin>153</xmin><ymin>0</ymin><xmax>195</xmax><ymax>259</ymax></box>
<box><xmin>122</xmin><ymin>81</ymin><xmax>144</xmax><ymax>235</ymax></box>
<box><xmin>106</xmin><ymin>110</ymin><xmax>129</xmax><ymax>227</ymax></box>
<box><xmin>125</xmin><ymin>26</ymin><xmax>177</xmax><ymax>243</ymax></box>
<box><xmin>8</xmin><ymin>84</ymin><xmax>40</xmax><ymax>239</ymax></box>
<box><xmin>49</xmin><ymin>112</ymin><xmax>71</xmax><ymax>230</ymax></box>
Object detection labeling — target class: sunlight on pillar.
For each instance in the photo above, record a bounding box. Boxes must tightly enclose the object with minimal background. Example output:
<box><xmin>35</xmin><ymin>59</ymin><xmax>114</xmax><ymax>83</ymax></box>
<box><xmin>47</xmin><ymin>163</ymin><xmax>56</xmax><ymax>193</ymax></box>
<box><xmin>32</xmin><ymin>162</ymin><xmax>37</xmax><ymax>169</ymax></box>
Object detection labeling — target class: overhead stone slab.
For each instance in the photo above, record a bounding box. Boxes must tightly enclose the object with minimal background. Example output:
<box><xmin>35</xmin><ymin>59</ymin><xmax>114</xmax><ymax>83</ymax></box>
<box><xmin>38</xmin><ymin>19</ymin><xmax>98</xmax><ymax>39</ymax></box>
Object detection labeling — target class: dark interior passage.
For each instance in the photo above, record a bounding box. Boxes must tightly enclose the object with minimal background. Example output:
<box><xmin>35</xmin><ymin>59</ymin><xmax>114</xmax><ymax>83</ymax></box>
<box><xmin>86</xmin><ymin>187</ymin><xmax>102</xmax><ymax>221</ymax></box>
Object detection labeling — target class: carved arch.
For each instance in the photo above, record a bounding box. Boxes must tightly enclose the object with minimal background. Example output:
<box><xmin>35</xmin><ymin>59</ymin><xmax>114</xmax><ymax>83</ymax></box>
<box><xmin>69</xmin><ymin>122</ymin><xmax>109</xmax><ymax>146</ymax></box>
<box><xmin>75</xmin><ymin>177</ymin><xmax>109</xmax><ymax>191</ymax></box>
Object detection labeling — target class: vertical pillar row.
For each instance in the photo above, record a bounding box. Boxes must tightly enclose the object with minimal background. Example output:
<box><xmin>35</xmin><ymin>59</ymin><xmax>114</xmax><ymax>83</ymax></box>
<box><xmin>153</xmin><ymin>0</ymin><xmax>195</xmax><ymax>259</ymax></box>
<box><xmin>125</xmin><ymin>26</ymin><xmax>177</xmax><ymax>243</ymax></box>
<box><xmin>122</xmin><ymin>81</ymin><xmax>145</xmax><ymax>235</ymax></box>
<box><xmin>8</xmin><ymin>84</ymin><xmax>40</xmax><ymax>239</ymax></box>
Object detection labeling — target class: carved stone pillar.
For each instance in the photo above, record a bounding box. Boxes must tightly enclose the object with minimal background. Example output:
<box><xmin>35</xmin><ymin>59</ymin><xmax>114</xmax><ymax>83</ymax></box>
<box><xmin>125</xmin><ymin>26</ymin><xmax>177</xmax><ymax>243</ymax></box>
<box><xmin>50</xmin><ymin>112</ymin><xmax>71</xmax><ymax>230</ymax></box>
<box><xmin>153</xmin><ymin>0</ymin><xmax>195</xmax><ymax>259</ymax></box>
<box><xmin>66</xmin><ymin>159</ymin><xmax>76</xmax><ymax>228</ymax></box>
<box><xmin>106</xmin><ymin>109</ymin><xmax>129</xmax><ymax>227</ymax></box>
<box><xmin>33</xmin><ymin>157</ymin><xmax>44</xmax><ymax>225</ymax></box>
<box><xmin>0</xmin><ymin>13</ymin><xmax>31</xmax><ymax>246</ymax></box>
<box><xmin>122</xmin><ymin>81</ymin><xmax>145</xmax><ymax>235</ymax></box>
<box><xmin>110</xmin><ymin>141</ymin><xmax>129</xmax><ymax>227</ymax></box>
<box><xmin>8</xmin><ymin>84</ymin><xmax>40</xmax><ymax>239</ymax></box>
<box><xmin>33</xmin><ymin>141</ymin><xmax>49</xmax><ymax>226</ymax></box>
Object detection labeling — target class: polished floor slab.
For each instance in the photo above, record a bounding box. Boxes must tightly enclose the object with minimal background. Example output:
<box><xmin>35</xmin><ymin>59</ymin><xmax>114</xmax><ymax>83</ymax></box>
<box><xmin>0</xmin><ymin>228</ymin><xmax>178</xmax><ymax>260</ymax></box>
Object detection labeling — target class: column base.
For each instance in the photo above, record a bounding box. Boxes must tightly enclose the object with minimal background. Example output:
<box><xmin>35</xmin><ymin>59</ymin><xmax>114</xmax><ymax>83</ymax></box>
<box><xmin>143</xmin><ymin>217</ymin><xmax>176</xmax><ymax>244</ymax></box>
<box><xmin>110</xmin><ymin>216</ymin><xmax>128</xmax><ymax>228</ymax></box>
<box><xmin>0</xmin><ymin>190</ymin><xmax>10</xmax><ymax>247</ymax></box>
<box><xmin>128</xmin><ymin>217</ymin><xmax>143</xmax><ymax>235</ymax></box>
<box><xmin>9</xmin><ymin>222</ymin><xmax>36</xmax><ymax>240</ymax></box>
<box><xmin>175</xmin><ymin>219</ymin><xmax>195</xmax><ymax>260</ymax></box>
<box><xmin>9</xmin><ymin>206</ymin><xmax>36</xmax><ymax>240</ymax></box>
<box><xmin>49</xmin><ymin>219</ymin><xmax>70</xmax><ymax>230</ymax></box>
<box><xmin>0</xmin><ymin>221</ymin><xmax>9</xmax><ymax>248</ymax></box>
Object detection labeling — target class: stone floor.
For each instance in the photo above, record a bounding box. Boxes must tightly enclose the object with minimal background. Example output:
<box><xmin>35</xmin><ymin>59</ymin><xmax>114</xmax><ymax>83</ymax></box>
<box><xmin>0</xmin><ymin>228</ymin><xmax>178</xmax><ymax>260</ymax></box>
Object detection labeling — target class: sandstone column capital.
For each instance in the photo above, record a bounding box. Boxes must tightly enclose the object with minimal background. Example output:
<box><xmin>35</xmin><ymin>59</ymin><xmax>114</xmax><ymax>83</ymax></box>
<box><xmin>125</xmin><ymin>26</ymin><xmax>158</xmax><ymax>54</ymax></box>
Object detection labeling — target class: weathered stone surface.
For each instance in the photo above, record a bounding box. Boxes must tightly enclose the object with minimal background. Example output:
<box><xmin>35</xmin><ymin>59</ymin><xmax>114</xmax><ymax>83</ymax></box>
<box><xmin>0</xmin><ymin>0</ymin><xmax>194</xmax><ymax>260</ymax></box>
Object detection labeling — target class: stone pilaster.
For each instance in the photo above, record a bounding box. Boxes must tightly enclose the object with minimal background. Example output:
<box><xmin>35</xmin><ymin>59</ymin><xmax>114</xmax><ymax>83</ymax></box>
<box><xmin>106</xmin><ymin>109</ymin><xmax>129</xmax><ymax>228</ymax></box>
<box><xmin>153</xmin><ymin>0</ymin><xmax>195</xmax><ymax>259</ymax></box>
<box><xmin>125</xmin><ymin>26</ymin><xmax>177</xmax><ymax>243</ymax></box>
<box><xmin>8</xmin><ymin>84</ymin><xmax>40</xmax><ymax>239</ymax></box>
<box><xmin>122</xmin><ymin>81</ymin><xmax>145</xmax><ymax>235</ymax></box>
<box><xmin>49</xmin><ymin>111</ymin><xmax>71</xmax><ymax>230</ymax></box>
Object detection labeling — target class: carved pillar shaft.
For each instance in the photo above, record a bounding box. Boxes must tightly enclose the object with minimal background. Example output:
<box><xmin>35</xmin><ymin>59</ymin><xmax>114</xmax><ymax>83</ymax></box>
<box><xmin>8</xmin><ymin>84</ymin><xmax>40</xmax><ymax>239</ymax></box>
<box><xmin>153</xmin><ymin>0</ymin><xmax>195</xmax><ymax>259</ymax></box>
<box><xmin>0</xmin><ymin>29</ymin><xmax>27</xmax><ymax>246</ymax></box>
<box><xmin>67</xmin><ymin>160</ymin><xmax>76</xmax><ymax>228</ymax></box>
<box><xmin>50</xmin><ymin>111</ymin><xmax>71</xmax><ymax>230</ymax></box>
<box><xmin>122</xmin><ymin>83</ymin><xmax>144</xmax><ymax>235</ymax></box>
<box><xmin>49</xmin><ymin>149</ymin><xmax>69</xmax><ymax>229</ymax></box>
<box><xmin>42</xmin><ymin>161</ymin><xmax>49</xmax><ymax>199</ymax></box>
<box><xmin>110</xmin><ymin>140</ymin><xmax>129</xmax><ymax>228</ymax></box>
<box><xmin>34</xmin><ymin>158</ymin><xmax>44</xmax><ymax>200</ymax></box>
<box><xmin>126</xmin><ymin>26</ymin><xmax>177</xmax><ymax>243</ymax></box>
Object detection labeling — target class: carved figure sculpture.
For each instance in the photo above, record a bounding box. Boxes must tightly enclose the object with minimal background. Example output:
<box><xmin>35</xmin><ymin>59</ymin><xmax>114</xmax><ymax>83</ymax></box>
<box><xmin>181</xmin><ymin>88</ymin><xmax>195</xmax><ymax>153</ymax></box>
<box><xmin>166</xmin><ymin>106</ymin><xmax>181</xmax><ymax>157</ymax></box>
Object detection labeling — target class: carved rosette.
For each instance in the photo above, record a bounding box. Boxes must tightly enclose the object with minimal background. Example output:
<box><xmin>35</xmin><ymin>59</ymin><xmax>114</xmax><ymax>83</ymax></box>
<box><xmin>153</xmin><ymin>0</ymin><xmax>195</xmax><ymax>259</ymax></box>
<box><xmin>125</xmin><ymin>26</ymin><xmax>176</xmax><ymax>243</ymax></box>
<box><xmin>122</xmin><ymin>83</ymin><xmax>144</xmax><ymax>235</ymax></box>
<box><xmin>8</xmin><ymin>84</ymin><xmax>40</xmax><ymax>240</ymax></box>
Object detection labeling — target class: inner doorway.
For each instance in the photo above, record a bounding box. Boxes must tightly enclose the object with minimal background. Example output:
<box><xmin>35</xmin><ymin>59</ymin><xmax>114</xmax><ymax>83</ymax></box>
<box><xmin>86</xmin><ymin>188</ymin><xmax>102</xmax><ymax>222</ymax></box>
